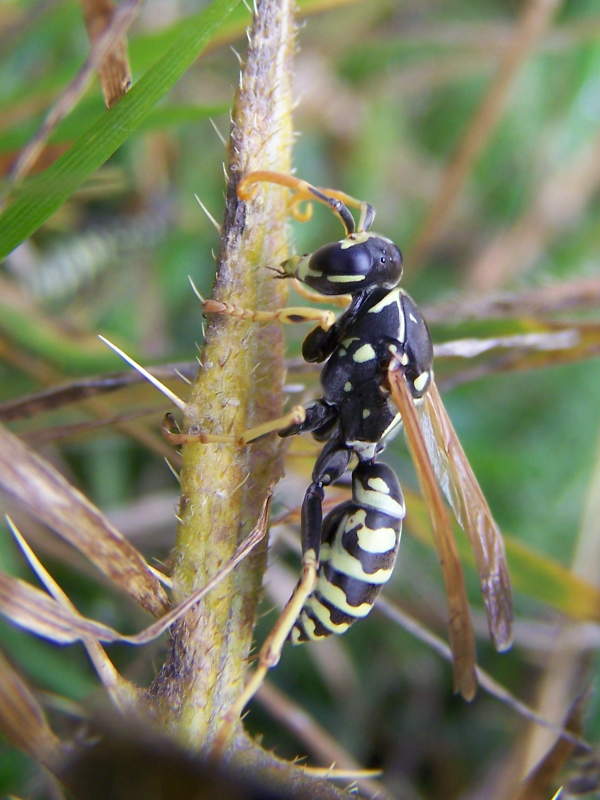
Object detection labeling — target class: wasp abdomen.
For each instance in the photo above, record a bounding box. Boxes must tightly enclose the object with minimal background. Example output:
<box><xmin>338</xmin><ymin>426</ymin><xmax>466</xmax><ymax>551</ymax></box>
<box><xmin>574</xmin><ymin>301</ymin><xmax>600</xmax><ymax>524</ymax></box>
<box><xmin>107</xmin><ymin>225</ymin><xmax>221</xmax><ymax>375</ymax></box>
<box><xmin>290</xmin><ymin>463</ymin><xmax>405</xmax><ymax>643</ymax></box>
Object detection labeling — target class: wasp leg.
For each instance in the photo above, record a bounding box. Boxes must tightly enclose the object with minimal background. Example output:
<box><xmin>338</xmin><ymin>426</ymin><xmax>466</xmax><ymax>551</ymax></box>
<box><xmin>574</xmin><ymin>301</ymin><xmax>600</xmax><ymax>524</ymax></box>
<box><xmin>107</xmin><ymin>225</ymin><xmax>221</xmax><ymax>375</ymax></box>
<box><xmin>215</xmin><ymin>440</ymin><xmax>351</xmax><ymax>749</ymax></box>
<box><xmin>202</xmin><ymin>298</ymin><xmax>336</xmax><ymax>331</ymax></box>
<box><xmin>214</xmin><ymin>547</ymin><xmax>318</xmax><ymax>755</ymax></box>
<box><xmin>300</xmin><ymin>437</ymin><xmax>352</xmax><ymax>557</ymax></box>
<box><xmin>162</xmin><ymin>406</ymin><xmax>307</xmax><ymax>447</ymax></box>
<box><xmin>278</xmin><ymin>399</ymin><xmax>338</xmax><ymax>439</ymax></box>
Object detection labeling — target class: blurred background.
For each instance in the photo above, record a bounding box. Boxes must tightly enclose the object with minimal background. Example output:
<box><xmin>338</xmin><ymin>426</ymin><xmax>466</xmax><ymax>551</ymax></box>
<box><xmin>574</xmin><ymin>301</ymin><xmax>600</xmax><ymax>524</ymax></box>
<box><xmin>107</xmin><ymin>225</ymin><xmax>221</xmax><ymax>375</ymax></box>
<box><xmin>1</xmin><ymin>0</ymin><xmax>600</xmax><ymax>797</ymax></box>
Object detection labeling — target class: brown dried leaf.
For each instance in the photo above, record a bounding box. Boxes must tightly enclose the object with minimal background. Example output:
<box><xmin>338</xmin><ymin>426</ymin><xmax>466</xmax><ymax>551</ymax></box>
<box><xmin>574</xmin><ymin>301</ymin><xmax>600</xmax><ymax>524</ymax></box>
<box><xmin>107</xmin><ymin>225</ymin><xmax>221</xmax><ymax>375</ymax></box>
<box><xmin>0</xmin><ymin>571</ymin><xmax>122</xmax><ymax>643</ymax></box>
<box><xmin>0</xmin><ymin>363</ymin><xmax>195</xmax><ymax>422</ymax></box>
<box><xmin>0</xmin><ymin>425</ymin><xmax>168</xmax><ymax>615</ymax></box>
<box><xmin>81</xmin><ymin>0</ymin><xmax>132</xmax><ymax>108</ymax></box>
<box><xmin>0</xmin><ymin>647</ymin><xmax>62</xmax><ymax>764</ymax></box>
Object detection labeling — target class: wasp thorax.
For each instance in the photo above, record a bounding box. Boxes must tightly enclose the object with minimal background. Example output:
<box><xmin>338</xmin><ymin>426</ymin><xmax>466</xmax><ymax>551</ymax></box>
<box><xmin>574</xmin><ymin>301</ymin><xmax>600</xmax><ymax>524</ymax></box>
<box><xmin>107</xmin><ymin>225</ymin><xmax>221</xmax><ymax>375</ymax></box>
<box><xmin>297</xmin><ymin>232</ymin><xmax>403</xmax><ymax>296</ymax></box>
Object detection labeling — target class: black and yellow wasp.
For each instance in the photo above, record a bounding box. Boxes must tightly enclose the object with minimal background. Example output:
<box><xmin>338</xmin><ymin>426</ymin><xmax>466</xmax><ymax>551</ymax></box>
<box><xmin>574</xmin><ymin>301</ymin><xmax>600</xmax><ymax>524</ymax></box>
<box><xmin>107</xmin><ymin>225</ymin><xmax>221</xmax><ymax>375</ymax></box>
<box><xmin>177</xmin><ymin>171</ymin><xmax>513</xmax><ymax>708</ymax></box>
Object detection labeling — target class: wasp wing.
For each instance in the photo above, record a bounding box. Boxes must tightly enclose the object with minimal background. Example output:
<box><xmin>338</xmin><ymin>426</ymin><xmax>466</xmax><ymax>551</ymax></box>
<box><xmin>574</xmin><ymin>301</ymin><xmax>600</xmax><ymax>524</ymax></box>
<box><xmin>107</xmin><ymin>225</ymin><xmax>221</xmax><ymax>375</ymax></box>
<box><xmin>416</xmin><ymin>380</ymin><xmax>513</xmax><ymax>652</ymax></box>
<box><xmin>388</xmin><ymin>364</ymin><xmax>477</xmax><ymax>701</ymax></box>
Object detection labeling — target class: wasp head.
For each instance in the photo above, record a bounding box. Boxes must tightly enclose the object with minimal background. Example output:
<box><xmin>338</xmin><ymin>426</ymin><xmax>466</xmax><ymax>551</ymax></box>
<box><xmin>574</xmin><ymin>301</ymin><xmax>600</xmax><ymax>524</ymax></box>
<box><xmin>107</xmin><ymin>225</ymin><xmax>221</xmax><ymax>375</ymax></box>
<box><xmin>289</xmin><ymin>232</ymin><xmax>403</xmax><ymax>296</ymax></box>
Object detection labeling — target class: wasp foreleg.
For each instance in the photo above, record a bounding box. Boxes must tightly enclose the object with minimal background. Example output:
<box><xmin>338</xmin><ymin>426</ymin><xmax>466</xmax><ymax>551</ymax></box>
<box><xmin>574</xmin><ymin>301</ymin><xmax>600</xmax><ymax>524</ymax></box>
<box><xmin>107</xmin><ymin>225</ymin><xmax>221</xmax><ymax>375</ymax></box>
<box><xmin>202</xmin><ymin>298</ymin><xmax>335</xmax><ymax>331</ymax></box>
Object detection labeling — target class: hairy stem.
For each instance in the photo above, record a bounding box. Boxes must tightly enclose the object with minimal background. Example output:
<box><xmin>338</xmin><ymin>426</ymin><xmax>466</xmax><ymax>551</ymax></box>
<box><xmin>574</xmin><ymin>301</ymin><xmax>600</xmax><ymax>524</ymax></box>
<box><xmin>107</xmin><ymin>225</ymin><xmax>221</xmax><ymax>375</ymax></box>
<box><xmin>150</xmin><ymin>0</ymin><xmax>295</xmax><ymax>748</ymax></box>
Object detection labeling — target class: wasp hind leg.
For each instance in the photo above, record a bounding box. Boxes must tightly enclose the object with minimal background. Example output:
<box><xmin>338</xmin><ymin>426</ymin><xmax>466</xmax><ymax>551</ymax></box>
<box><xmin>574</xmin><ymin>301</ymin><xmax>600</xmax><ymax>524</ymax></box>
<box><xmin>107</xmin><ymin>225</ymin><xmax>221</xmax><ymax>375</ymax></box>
<box><xmin>214</xmin><ymin>546</ymin><xmax>320</xmax><ymax>755</ymax></box>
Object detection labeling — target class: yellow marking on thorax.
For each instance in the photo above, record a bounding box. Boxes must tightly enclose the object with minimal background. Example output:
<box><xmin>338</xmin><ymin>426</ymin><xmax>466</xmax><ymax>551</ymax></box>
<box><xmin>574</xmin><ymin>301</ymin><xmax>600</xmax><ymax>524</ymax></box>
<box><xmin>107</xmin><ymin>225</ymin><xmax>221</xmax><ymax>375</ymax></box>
<box><xmin>368</xmin><ymin>288</ymin><xmax>405</xmax><ymax>344</ymax></box>
<box><xmin>352</xmin><ymin>343</ymin><xmax>376</xmax><ymax>363</ymax></box>
<box><xmin>367</xmin><ymin>287</ymin><xmax>402</xmax><ymax>314</ymax></box>
<box><xmin>380</xmin><ymin>413</ymin><xmax>403</xmax><ymax>443</ymax></box>
<box><xmin>413</xmin><ymin>371</ymin><xmax>430</xmax><ymax>393</ymax></box>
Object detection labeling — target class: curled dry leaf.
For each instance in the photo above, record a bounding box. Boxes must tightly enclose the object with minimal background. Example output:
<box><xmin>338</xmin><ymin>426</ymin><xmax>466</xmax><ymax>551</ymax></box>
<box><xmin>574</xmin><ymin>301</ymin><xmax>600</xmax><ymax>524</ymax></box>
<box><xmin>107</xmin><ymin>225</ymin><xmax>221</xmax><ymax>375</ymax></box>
<box><xmin>0</xmin><ymin>492</ymin><xmax>272</xmax><ymax>649</ymax></box>
<box><xmin>0</xmin><ymin>571</ymin><xmax>124</xmax><ymax>644</ymax></box>
<box><xmin>0</xmin><ymin>425</ymin><xmax>168</xmax><ymax>615</ymax></box>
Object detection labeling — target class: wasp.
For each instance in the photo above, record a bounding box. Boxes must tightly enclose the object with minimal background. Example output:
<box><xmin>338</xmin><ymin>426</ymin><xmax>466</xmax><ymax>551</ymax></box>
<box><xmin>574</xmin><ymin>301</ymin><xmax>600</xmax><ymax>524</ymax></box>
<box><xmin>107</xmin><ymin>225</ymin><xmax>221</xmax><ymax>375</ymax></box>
<box><xmin>167</xmin><ymin>171</ymin><xmax>513</xmax><ymax>717</ymax></box>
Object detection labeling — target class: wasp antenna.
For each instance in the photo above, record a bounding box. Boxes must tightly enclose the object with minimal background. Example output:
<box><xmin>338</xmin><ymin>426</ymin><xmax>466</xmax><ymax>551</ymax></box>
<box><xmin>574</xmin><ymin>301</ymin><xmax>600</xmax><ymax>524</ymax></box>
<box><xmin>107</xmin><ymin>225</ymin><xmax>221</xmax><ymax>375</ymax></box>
<box><xmin>187</xmin><ymin>275</ymin><xmax>206</xmax><ymax>303</ymax></box>
<box><xmin>98</xmin><ymin>335</ymin><xmax>186</xmax><ymax>411</ymax></box>
<box><xmin>193</xmin><ymin>194</ymin><xmax>221</xmax><ymax>233</ymax></box>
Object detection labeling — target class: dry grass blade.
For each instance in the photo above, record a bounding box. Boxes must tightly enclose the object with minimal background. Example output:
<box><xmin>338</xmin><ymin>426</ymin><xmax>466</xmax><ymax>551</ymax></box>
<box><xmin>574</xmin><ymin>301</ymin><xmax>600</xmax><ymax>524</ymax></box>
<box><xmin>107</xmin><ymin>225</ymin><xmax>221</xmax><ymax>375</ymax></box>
<box><xmin>21</xmin><ymin>407</ymin><xmax>167</xmax><ymax>446</ymax></box>
<box><xmin>514</xmin><ymin>693</ymin><xmax>588</xmax><ymax>800</ymax></box>
<box><xmin>258</xmin><ymin>681</ymin><xmax>392</xmax><ymax>800</ymax></box>
<box><xmin>8</xmin><ymin>0</ymin><xmax>141</xmax><ymax>184</ymax></box>
<box><xmin>387</xmin><ymin>364</ymin><xmax>477</xmax><ymax>700</ymax></box>
<box><xmin>8</xmin><ymin>517</ymin><xmax>135</xmax><ymax>704</ymax></box>
<box><xmin>0</xmin><ymin>424</ymin><xmax>168</xmax><ymax>615</ymax></box>
<box><xmin>440</xmin><ymin>321</ymin><xmax>600</xmax><ymax>391</ymax></box>
<box><xmin>81</xmin><ymin>0</ymin><xmax>132</xmax><ymax>108</ymax></box>
<box><xmin>424</xmin><ymin>277</ymin><xmax>600</xmax><ymax>324</ymax></box>
<box><xmin>0</xmin><ymin>363</ymin><xmax>195</xmax><ymax>422</ymax></box>
<box><xmin>422</xmin><ymin>381</ymin><xmax>513</xmax><ymax>650</ymax></box>
<box><xmin>433</xmin><ymin>331</ymin><xmax>579</xmax><ymax>360</ymax></box>
<box><xmin>0</xmin><ymin>648</ymin><xmax>62</xmax><ymax>765</ymax></box>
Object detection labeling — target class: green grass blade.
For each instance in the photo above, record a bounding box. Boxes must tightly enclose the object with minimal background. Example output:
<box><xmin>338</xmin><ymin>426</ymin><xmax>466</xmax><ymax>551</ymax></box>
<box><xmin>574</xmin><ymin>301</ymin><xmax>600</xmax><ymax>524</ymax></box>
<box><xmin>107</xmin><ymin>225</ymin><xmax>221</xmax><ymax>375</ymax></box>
<box><xmin>0</xmin><ymin>0</ymin><xmax>240</xmax><ymax>260</ymax></box>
